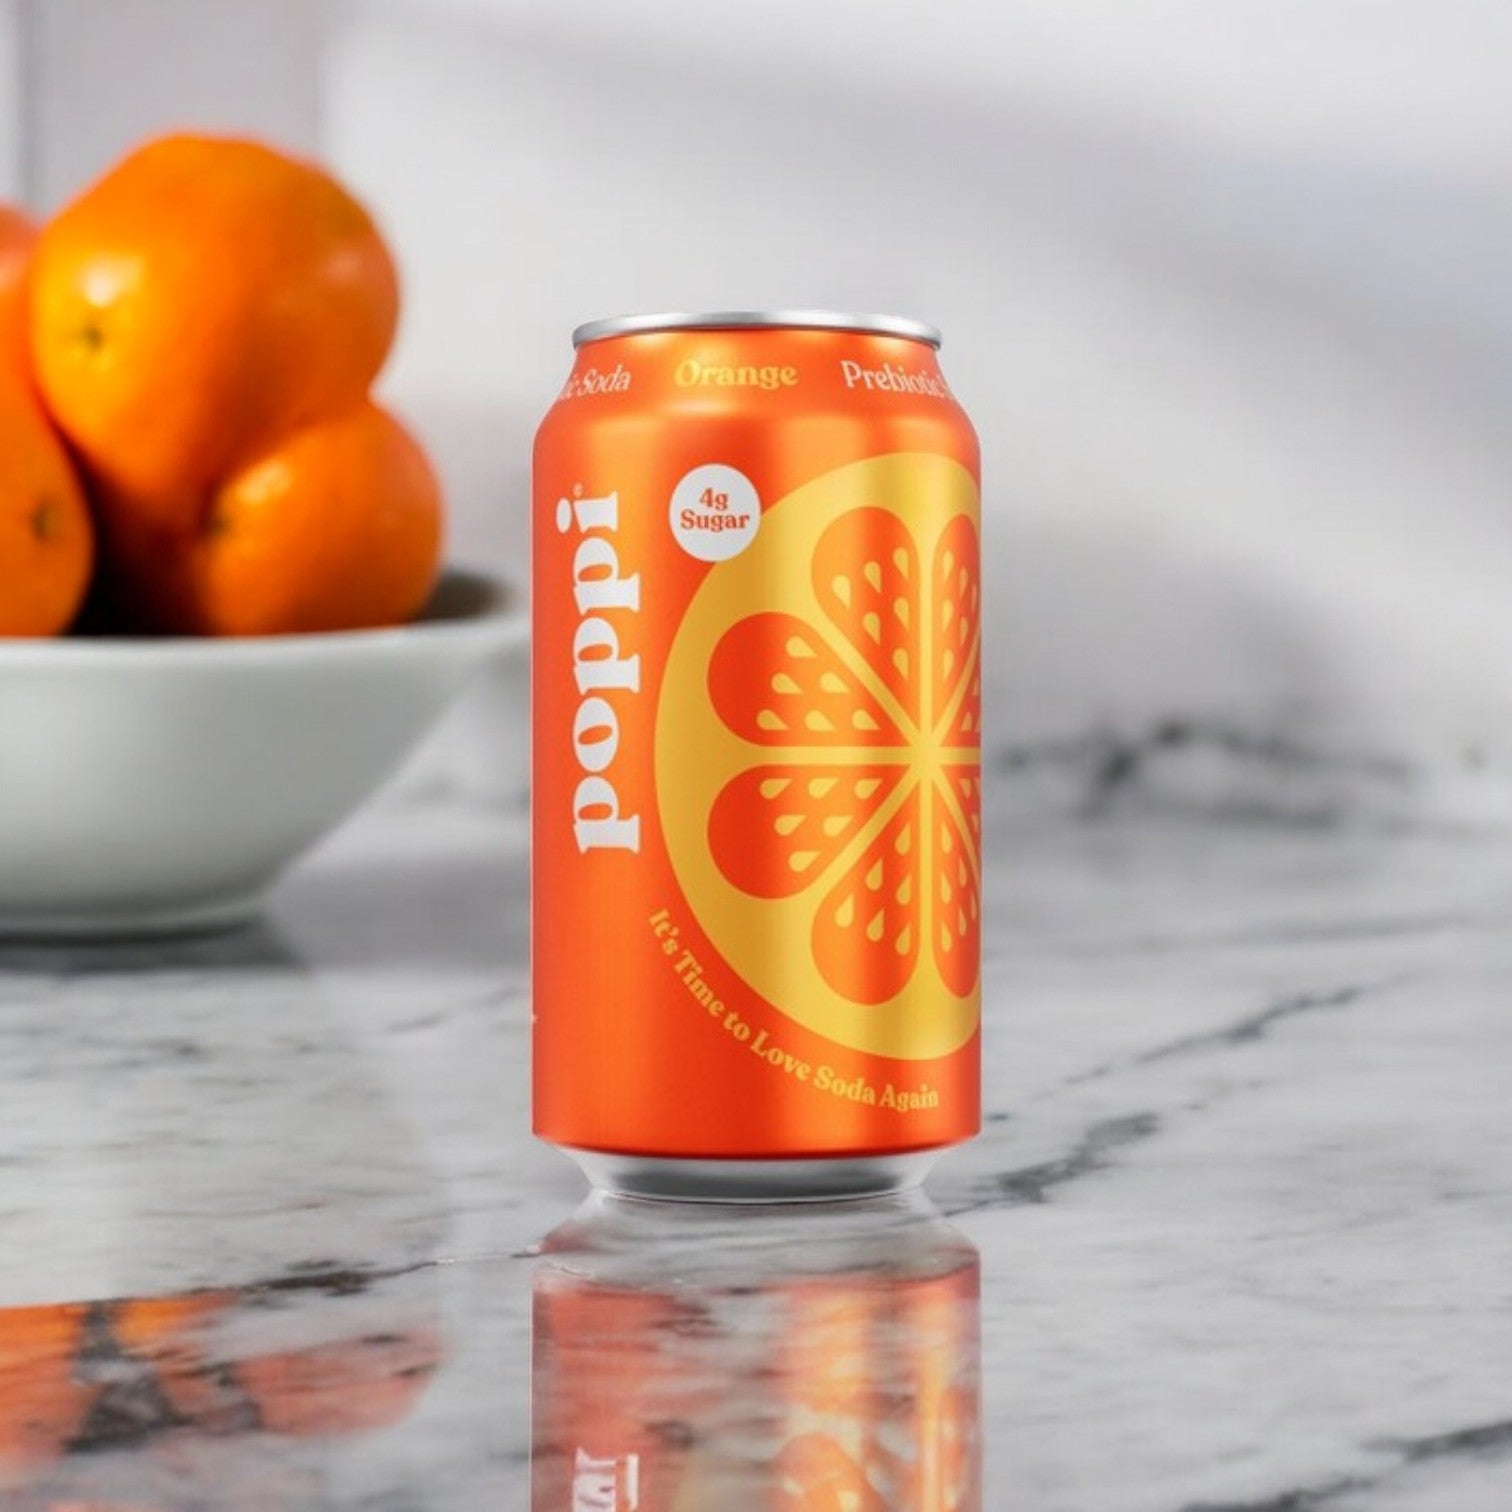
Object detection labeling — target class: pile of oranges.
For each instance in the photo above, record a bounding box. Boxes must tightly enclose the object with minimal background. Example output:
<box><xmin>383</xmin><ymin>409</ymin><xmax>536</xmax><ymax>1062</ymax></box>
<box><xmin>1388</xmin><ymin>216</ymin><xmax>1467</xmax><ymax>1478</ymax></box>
<box><xmin>0</xmin><ymin>134</ymin><xmax>443</xmax><ymax>638</ymax></box>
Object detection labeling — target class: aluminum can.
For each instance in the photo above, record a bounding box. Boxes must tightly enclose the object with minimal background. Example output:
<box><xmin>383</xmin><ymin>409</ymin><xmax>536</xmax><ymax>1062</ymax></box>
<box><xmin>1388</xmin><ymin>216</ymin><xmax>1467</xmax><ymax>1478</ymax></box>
<box><xmin>530</xmin><ymin>1194</ymin><xmax>982</xmax><ymax>1511</ymax></box>
<box><xmin>533</xmin><ymin>311</ymin><xmax>981</xmax><ymax>1199</ymax></box>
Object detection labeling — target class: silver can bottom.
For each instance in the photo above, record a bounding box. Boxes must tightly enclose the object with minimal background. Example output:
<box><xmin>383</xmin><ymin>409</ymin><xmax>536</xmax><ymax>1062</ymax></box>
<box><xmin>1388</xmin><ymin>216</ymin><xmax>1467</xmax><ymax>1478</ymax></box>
<box><xmin>565</xmin><ymin>1149</ymin><xmax>939</xmax><ymax>1204</ymax></box>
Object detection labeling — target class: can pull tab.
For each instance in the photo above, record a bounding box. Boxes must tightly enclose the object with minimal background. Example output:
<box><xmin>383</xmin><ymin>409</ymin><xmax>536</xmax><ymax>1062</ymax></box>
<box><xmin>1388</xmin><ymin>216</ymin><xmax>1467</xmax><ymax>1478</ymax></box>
<box><xmin>573</xmin><ymin>1447</ymin><xmax>641</xmax><ymax>1511</ymax></box>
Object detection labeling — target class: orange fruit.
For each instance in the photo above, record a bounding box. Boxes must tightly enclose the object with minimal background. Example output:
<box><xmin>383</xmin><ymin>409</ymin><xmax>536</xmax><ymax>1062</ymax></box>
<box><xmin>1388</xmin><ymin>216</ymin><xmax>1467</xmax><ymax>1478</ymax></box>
<box><xmin>0</xmin><ymin>203</ymin><xmax>37</xmax><ymax>378</ymax></box>
<box><xmin>658</xmin><ymin>454</ymin><xmax>981</xmax><ymax>1060</ymax></box>
<box><xmin>30</xmin><ymin>133</ymin><xmax>399</xmax><ymax>536</ymax></box>
<box><xmin>0</xmin><ymin>376</ymin><xmax>96</xmax><ymax>636</ymax></box>
<box><xmin>109</xmin><ymin>400</ymin><xmax>442</xmax><ymax>636</ymax></box>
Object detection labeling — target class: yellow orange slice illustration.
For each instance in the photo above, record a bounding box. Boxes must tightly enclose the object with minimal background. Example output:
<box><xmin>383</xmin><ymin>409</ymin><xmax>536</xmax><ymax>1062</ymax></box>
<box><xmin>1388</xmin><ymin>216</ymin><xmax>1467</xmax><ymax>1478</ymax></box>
<box><xmin>658</xmin><ymin>453</ymin><xmax>980</xmax><ymax>1060</ymax></box>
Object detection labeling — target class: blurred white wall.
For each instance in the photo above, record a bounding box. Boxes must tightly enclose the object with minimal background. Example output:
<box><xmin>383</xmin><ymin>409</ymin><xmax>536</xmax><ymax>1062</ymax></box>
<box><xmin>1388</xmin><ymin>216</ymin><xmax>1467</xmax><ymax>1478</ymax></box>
<box><xmin>27</xmin><ymin>0</ymin><xmax>324</xmax><ymax>210</ymax></box>
<box><xmin>324</xmin><ymin>0</ymin><xmax>1512</xmax><ymax>764</ymax></box>
<box><xmin>0</xmin><ymin>0</ymin><xmax>23</xmax><ymax>197</ymax></box>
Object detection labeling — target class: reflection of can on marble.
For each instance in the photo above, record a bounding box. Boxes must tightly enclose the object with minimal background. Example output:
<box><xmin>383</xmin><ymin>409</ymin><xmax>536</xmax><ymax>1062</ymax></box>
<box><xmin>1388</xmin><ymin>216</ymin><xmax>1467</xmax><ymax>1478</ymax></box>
<box><xmin>530</xmin><ymin>1194</ymin><xmax>981</xmax><ymax>1511</ymax></box>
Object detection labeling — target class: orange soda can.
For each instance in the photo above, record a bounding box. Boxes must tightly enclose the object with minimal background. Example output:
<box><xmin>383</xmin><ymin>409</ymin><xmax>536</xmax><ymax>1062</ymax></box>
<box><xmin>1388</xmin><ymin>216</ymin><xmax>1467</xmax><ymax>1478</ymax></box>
<box><xmin>532</xmin><ymin>312</ymin><xmax>981</xmax><ymax>1199</ymax></box>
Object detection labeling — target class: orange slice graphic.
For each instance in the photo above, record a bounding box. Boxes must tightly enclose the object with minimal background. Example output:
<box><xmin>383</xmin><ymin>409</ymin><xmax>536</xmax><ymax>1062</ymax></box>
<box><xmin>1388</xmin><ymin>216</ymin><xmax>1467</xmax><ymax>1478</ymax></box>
<box><xmin>658</xmin><ymin>453</ymin><xmax>980</xmax><ymax>1060</ymax></box>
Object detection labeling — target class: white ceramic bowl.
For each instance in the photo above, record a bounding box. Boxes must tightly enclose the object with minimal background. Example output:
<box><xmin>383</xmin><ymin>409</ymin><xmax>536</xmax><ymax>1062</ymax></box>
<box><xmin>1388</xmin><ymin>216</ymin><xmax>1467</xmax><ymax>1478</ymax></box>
<box><xmin>0</xmin><ymin>571</ymin><xmax>524</xmax><ymax>938</ymax></box>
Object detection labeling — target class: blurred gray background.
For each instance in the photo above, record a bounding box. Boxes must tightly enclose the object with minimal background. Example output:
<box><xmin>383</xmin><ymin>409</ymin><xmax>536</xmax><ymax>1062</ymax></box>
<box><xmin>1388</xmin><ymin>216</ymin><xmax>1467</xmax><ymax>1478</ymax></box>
<box><xmin>5</xmin><ymin>0</ymin><xmax>1510</xmax><ymax>789</ymax></box>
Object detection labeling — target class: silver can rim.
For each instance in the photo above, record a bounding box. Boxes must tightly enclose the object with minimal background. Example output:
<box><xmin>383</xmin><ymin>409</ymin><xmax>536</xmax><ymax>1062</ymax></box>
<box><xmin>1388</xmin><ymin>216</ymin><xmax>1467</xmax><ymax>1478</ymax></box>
<box><xmin>572</xmin><ymin>309</ymin><xmax>942</xmax><ymax>349</ymax></box>
<box><xmin>566</xmin><ymin>1149</ymin><xmax>941</xmax><ymax>1203</ymax></box>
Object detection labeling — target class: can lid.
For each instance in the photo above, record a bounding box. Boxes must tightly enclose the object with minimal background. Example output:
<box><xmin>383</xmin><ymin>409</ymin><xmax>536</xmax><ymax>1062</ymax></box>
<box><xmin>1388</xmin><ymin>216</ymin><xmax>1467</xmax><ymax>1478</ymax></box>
<box><xmin>572</xmin><ymin>309</ymin><xmax>942</xmax><ymax>349</ymax></box>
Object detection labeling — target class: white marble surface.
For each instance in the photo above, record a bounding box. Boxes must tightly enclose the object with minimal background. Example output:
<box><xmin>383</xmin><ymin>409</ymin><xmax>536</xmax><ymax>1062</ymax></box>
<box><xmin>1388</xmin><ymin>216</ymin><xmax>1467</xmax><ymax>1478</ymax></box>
<box><xmin>1</xmin><ymin>673</ymin><xmax>1510</xmax><ymax>1508</ymax></box>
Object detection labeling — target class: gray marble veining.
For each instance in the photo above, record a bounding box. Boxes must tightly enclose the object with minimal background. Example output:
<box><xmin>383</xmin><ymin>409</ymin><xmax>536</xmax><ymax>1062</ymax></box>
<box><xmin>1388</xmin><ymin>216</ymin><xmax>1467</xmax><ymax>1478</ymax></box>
<box><xmin>0</xmin><ymin>679</ymin><xmax>1509</xmax><ymax>1508</ymax></box>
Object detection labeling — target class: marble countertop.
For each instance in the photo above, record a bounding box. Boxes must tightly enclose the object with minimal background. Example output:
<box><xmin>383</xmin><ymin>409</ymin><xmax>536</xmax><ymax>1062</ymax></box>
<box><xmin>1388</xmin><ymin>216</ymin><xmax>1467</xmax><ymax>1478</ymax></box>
<box><xmin>2</xmin><ymin>680</ymin><xmax>1510</xmax><ymax>1510</ymax></box>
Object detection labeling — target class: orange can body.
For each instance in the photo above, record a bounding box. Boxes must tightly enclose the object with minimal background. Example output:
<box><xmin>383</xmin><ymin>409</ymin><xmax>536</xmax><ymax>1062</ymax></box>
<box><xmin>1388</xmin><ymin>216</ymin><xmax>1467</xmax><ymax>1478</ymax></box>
<box><xmin>532</xmin><ymin>312</ymin><xmax>981</xmax><ymax>1196</ymax></box>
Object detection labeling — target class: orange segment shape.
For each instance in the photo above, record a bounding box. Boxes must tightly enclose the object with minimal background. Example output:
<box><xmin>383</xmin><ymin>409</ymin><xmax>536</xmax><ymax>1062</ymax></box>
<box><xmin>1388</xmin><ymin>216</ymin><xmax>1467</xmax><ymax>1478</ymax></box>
<box><xmin>932</xmin><ymin>515</ymin><xmax>981</xmax><ymax>744</ymax></box>
<box><xmin>942</xmin><ymin>766</ymin><xmax>982</xmax><ymax>852</ymax></box>
<box><xmin>813</xmin><ymin>506</ymin><xmax>922</xmax><ymax>725</ymax></box>
<box><xmin>709</xmin><ymin>764</ymin><xmax>909</xmax><ymax>898</ymax></box>
<box><xmin>812</xmin><ymin>786</ymin><xmax>922</xmax><ymax>1005</ymax></box>
<box><xmin>710</xmin><ymin>611</ymin><xmax>904</xmax><ymax>747</ymax></box>
<box><xmin>942</xmin><ymin>646</ymin><xmax>981</xmax><ymax>749</ymax></box>
<box><xmin>932</xmin><ymin>790</ymin><xmax>980</xmax><ymax>998</ymax></box>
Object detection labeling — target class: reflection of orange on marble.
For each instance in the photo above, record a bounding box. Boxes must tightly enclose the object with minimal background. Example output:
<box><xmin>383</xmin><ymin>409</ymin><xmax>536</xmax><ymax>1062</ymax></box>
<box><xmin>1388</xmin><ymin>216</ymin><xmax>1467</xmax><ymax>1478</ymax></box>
<box><xmin>236</xmin><ymin>1329</ymin><xmax>442</xmax><ymax>1435</ymax></box>
<box><xmin>111</xmin><ymin>1290</ymin><xmax>243</xmax><ymax>1429</ymax></box>
<box><xmin>0</xmin><ymin>1281</ymin><xmax>444</xmax><ymax>1492</ymax></box>
<box><xmin>112</xmin><ymin>1288</ymin><xmax>442</xmax><ymax>1436</ymax></box>
<box><xmin>48</xmin><ymin>1502</ymin><xmax>158</xmax><ymax>1510</ymax></box>
<box><xmin>0</xmin><ymin>1303</ymin><xmax>93</xmax><ymax>1477</ymax></box>
<box><xmin>111</xmin><ymin>1291</ymin><xmax>231</xmax><ymax>1352</ymax></box>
